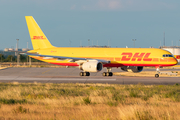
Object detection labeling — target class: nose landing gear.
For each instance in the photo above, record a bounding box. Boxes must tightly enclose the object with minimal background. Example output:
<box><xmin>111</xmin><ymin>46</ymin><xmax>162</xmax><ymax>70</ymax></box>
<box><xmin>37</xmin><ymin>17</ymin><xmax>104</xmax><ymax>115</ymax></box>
<box><xmin>155</xmin><ymin>66</ymin><xmax>160</xmax><ymax>78</ymax></box>
<box><xmin>155</xmin><ymin>74</ymin><xmax>159</xmax><ymax>78</ymax></box>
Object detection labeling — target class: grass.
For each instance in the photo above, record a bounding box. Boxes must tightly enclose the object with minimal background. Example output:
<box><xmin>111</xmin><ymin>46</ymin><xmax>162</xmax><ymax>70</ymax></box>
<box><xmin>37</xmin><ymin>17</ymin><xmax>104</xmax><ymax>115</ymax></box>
<box><xmin>0</xmin><ymin>83</ymin><xmax>180</xmax><ymax>119</ymax></box>
<box><xmin>0</xmin><ymin>98</ymin><xmax>27</xmax><ymax>104</ymax></box>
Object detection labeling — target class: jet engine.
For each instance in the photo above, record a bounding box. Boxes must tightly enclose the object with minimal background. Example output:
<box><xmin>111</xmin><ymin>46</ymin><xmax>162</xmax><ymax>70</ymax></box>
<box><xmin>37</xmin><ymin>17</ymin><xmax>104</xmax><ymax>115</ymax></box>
<box><xmin>121</xmin><ymin>66</ymin><xmax>143</xmax><ymax>73</ymax></box>
<box><xmin>79</xmin><ymin>61</ymin><xmax>103</xmax><ymax>72</ymax></box>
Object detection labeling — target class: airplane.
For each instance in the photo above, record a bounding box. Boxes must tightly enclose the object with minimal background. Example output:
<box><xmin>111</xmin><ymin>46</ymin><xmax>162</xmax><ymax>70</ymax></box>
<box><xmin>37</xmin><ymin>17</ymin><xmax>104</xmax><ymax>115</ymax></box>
<box><xmin>25</xmin><ymin>16</ymin><xmax>178</xmax><ymax>78</ymax></box>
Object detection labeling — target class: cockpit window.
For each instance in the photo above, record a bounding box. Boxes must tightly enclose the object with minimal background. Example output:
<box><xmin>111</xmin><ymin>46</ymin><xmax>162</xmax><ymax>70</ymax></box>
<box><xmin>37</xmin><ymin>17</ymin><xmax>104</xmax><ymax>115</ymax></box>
<box><xmin>163</xmin><ymin>54</ymin><xmax>173</xmax><ymax>57</ymax></box>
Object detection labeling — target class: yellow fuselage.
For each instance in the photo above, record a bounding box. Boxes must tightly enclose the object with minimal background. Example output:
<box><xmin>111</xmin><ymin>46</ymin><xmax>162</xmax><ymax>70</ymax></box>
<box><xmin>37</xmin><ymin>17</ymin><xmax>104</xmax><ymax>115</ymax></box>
<box><xmin>29</xmin><ymin>47</ymin><xmax>178</xmax><ymax>67</ymax></box>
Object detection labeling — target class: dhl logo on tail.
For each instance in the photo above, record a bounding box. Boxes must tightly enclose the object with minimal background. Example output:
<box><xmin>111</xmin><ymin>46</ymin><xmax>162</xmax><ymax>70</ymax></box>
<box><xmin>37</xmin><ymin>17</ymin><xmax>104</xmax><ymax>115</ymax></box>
<box><xmin>121</xmin><ymin>52</ymin><xmax>152</xmax><ymax>61</ymax></box>
<box><xmin>31</xmin><ymin>36</ymin><xmax>46</xmax><ymax>40</ymax></box>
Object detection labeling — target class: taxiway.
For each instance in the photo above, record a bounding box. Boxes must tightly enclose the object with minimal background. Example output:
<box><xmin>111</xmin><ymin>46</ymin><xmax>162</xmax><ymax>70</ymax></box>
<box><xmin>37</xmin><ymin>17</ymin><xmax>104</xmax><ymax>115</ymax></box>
<box><xmin>0</xmin><ymin>67</ymin><xmax>179</xmax><ymax>85</ymax></box>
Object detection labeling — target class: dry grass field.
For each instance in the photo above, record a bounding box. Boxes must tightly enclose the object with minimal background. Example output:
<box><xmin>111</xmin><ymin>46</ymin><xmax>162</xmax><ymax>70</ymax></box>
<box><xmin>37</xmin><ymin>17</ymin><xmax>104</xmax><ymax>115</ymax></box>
<box><xmin>0</xmin><ymin>82</ymin><xmax>180</xmax><ymax>119</ymax></box>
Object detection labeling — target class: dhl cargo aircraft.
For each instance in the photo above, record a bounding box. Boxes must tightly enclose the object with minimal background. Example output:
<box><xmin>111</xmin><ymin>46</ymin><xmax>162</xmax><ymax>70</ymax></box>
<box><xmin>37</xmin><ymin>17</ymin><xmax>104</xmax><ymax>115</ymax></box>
<box><xmin>25</xmin><ymin>16</ymin><xmax>178</xmax><ymax>78</ymax></box>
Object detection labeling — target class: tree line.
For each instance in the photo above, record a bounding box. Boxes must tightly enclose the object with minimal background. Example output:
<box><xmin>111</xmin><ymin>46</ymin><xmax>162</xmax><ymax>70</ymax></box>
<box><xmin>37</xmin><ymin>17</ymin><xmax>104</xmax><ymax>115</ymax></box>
<box><xmin>0</xmin><ymin>54</ymin><xmax>41</xmax><ymax>62</ymax></box>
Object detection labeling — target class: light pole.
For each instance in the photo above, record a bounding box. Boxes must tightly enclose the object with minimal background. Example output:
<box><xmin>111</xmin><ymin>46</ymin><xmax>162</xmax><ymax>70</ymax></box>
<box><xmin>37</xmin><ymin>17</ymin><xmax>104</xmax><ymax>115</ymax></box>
<box><xmin>88</xmin><ymin>39</ymin><xmax>90</xmax><ymax>47</ymax></box>
<box><xmin>16</xmin><ymin>39</ymin><xmax>19</xmax><ymax>66</ymax></box>
<box><xmin>132</xmin><ymin>39</ymin><xmax>136</xmax><ymax>48</ymax></box>
<box><xmin>179</xmin><ymin>39</ymin><xmax>180</xmax><ymax>46</ymax></box>
<box><xmin>0</xmin><ymin>54</ymin><xmax>2</xmax><ymax>68</ymax></box>
<box><xmin>16</xmin><ymin>39</ymin><xmax>19</xmax><ymax>51</ymax></box>
<box><xmin>15</xmin><ymin>39</ymin><xmax>19</xmax><ymax>56</ymax></box>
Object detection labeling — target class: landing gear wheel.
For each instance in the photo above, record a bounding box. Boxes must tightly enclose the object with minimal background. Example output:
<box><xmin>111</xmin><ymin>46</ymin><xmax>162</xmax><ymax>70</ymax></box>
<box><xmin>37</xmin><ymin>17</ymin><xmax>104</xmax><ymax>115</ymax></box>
<box><xmin>80</xmin><ymin>72</ymin><xmax>90</xmax><ymax>76</ymax></box>
<box><xmin>155</xmin><ymin>74</ymin><xmax>159</xmax><ymax>78</ymax></box>
<box><xmin>80</xmin><ymin>72</ymin><xmax>84</xmax><ymax>76</ymax></box>
<box><xmin>103</xmin><ymin>72</ymin><xmax>113</xmax><ymax>77</ymax></box>
<box><xmin>86</xmin><ymin>72</ymin><xmax>90</xmax><ymax>76</ymax></box>
<box><xmin>103</xmin><ymin>72</ymin><xmax>106</xmax><ymax>76</ymax></box>
<box><xmin>106</xmin><ymin>72</ymin><xmax>109</xmax><ymax>76</ymax></box>
<box><xmin>109</xmin><ymin>72</ymin><xmax>113</xmax><ymax>76</ymax></box>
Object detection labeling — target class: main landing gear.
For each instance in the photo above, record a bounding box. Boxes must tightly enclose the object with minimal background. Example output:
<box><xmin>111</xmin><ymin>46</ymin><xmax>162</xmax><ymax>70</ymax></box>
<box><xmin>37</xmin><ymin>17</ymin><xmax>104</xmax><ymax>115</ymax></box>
<box><xmin>103</xmin><ymin>67</ymin><xmax>113</xmax><ymax>77</ymax></box>
<box><xmin>80</xmin><ymin>72</ymin><xmax>90</xmax><ymax>76</ymax></box>
<box><xmin>79</xmin><ymin>67</ymin><xmax>114</xmax><ymax>77</ymax></box>
<box><xmin>102</xmin><ymin>72</ymin><xmax>113</xmax><ymax>76</ymax></box>
<box><xmin>155</xmin><ymin>66</ymin><xmax>160</xmax><ymax>78</ymax></box>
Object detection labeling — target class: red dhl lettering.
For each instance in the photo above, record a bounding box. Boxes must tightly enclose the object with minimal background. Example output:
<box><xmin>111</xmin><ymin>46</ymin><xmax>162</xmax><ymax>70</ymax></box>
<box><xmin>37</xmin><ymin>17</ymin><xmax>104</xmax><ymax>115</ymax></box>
<box><xmin>121</xmin><ymin>53</ymin><xmax>132</xmax><ymax>61</ymax></box>
<box><xmin>32</xmin><ymin>36</ymin><xmax>46</xmax><ymax>40</ymax></box>
<box><xmin>121</xmin><ymin>52</ymin><xmax>152</xmax><ymax>61</ymax></box>
<box><xmin>143</xmin><ymin>53</ymin><xmax>152</xmax><ymax>61</ymax></box>
<box><xmin>132</xmin><ymin>53</ymin><xmax>145</xmax><ymax>61</ymax></box>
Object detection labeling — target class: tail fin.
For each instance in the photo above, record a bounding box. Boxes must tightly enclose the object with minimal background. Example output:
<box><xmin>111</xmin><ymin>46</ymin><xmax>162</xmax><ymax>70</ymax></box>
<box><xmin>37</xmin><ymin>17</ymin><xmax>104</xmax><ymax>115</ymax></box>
<box><xmin>25</xmin><ymin>16</ymin><xmax>54</xmax><ymax>50</ymax></box>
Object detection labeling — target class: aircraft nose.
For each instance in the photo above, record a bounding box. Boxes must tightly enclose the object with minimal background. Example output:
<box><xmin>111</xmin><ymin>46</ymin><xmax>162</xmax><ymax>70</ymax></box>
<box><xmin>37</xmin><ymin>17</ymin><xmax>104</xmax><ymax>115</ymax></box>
<box><xmin>174</xmin><ymin>58</ymin><xmax>178</xmax><ymax>65</ymax></box>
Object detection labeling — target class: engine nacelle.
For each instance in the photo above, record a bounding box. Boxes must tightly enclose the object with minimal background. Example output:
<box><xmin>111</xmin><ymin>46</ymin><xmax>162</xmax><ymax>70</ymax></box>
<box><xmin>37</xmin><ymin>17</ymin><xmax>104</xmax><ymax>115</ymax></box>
<box><xmin>121</xmin><ymin>66</ymin><xmax>143</xmax><ymax>73</ymax></box>
<box><xmin>79</xmin><ymin>61</ymin><xmax>103</xmax><ymax>72</ymax></box>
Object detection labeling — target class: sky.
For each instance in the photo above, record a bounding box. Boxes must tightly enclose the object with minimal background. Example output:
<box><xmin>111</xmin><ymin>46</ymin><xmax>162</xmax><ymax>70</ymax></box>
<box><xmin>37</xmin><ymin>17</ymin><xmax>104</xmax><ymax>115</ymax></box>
<box><xmin>0</xmin><ymin>0</ymin><xmax>180</xmax><ymax>50</ymax></box>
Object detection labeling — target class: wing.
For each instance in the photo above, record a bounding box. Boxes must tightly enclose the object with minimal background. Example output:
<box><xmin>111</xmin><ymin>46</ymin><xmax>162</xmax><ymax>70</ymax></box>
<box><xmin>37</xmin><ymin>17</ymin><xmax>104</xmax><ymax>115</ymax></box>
<box><xmin>22</xmin><ymin>52</ymin><xmax>110</xmax><ymax>64</ymax></box>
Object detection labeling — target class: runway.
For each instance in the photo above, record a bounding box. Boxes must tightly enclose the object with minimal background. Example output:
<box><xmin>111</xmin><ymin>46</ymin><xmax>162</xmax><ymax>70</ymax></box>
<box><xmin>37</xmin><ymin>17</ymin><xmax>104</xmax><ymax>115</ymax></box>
<box><xmin>0</xmin><ymin>67</ymin><xmax>180</xmax><ymax>85</ymax></box>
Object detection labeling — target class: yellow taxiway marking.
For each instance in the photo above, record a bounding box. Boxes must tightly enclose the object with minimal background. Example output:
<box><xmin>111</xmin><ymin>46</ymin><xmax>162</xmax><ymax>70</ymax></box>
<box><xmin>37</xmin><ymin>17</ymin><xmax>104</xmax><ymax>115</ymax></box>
<box><xmin>0</xmin><ymin>67</ymin><xmax>8</xmax><ymax>70</ymax></box>
<box><xmin>42</xmin><ymin>68</ymin><xmax>55</xmax><ymax>74</ymax></box>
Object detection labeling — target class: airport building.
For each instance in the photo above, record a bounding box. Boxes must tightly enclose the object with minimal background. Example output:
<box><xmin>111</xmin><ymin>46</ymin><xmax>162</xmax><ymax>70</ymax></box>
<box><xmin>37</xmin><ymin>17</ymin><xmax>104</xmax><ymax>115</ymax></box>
<box><xmin>4</xmin><ymin>48</ymin><xmax>30</xmax><ymax>52</ymax></box>
<box><xmin>22</xmin><ymin>48</ymin><xmax>30</xmax><ymax>51</ymax></box>
<box><xmin>160</xmin><ymin>46</ymin><xmax>180</xmax><ymax>63</ymax></box>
